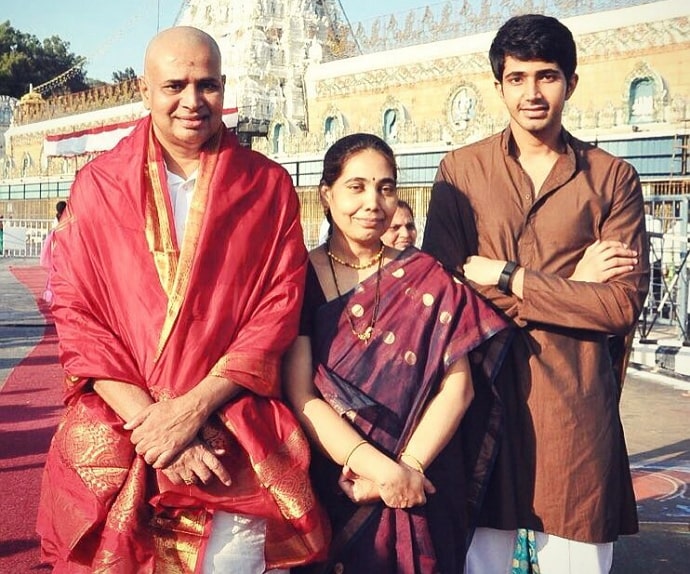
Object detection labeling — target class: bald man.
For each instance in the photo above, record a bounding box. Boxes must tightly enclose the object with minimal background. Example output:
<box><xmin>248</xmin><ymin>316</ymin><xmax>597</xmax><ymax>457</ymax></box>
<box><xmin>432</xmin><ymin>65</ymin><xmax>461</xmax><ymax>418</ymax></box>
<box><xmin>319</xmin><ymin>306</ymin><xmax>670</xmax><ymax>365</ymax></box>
<box><xmin>37</xmin><ymin>27</ymin><xmax>328</xmax><ymax>573</ymax></box>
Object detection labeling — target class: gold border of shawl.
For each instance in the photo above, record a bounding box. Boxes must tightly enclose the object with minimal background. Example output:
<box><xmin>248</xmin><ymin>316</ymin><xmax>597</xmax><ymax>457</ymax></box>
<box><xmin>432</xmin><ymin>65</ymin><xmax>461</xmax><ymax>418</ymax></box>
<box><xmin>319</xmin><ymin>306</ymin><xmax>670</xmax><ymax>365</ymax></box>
<box><xmin>145</xmin><ymin>126</ymin><xmax>222</xmax><ymax>361</ymax></box>
<box><xmin>144</xmin><ymin>129</ymin><xmax>178</xmax><ymax>300</ymax></box>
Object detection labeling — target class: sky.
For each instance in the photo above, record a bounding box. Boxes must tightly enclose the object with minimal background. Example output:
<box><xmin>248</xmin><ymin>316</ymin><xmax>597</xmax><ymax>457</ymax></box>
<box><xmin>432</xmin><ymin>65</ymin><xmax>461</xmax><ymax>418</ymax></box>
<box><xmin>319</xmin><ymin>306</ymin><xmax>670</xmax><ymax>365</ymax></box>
<box><xmin>3</xmin><ymin>0</ymin><xmax>431</xmax><ymax>83</ymax></box>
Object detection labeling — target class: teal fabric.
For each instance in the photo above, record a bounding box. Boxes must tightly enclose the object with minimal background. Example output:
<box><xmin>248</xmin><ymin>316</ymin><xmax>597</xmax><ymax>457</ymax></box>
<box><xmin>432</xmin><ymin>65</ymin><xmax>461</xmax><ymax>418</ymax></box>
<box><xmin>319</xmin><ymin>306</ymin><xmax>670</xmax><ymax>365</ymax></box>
<box><xmin>511</xmin><ymin>528</ymin><xmax>540</xmax><ymax>574</ymax></box>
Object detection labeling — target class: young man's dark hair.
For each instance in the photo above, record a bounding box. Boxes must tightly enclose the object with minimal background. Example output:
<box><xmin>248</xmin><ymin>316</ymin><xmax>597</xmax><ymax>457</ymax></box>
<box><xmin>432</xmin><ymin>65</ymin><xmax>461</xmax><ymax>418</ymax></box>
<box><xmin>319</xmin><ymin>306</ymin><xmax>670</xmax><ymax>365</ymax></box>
<box><xmin>489</xmin><ymin>14</ymin><xmax>577</xmax><ymax>81</ymax></box>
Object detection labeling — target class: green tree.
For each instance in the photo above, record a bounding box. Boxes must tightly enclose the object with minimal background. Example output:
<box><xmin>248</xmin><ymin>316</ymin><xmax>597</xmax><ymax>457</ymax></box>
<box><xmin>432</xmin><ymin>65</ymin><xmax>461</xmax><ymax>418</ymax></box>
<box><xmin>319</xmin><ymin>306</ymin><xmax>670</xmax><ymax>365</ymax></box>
<box><xmin>0</xmin><ymin>21</ymin><xmax>89</xmax><ymax>98</ymax></box>
<box><xmin>112</xmin><ymin>67</ymin><xmax>138</xmax><ymax>84</ymax></box>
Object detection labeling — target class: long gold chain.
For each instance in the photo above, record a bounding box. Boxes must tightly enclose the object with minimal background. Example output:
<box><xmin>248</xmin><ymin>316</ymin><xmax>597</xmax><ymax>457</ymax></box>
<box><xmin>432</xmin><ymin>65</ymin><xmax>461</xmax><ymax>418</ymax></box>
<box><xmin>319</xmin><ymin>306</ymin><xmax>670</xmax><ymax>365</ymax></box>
<box><xmin>326</xmin><ymin>243</ymin><xmax>383</xmax><ymax>343</ymax></box>
<box><xmin>326</xmin><ymin>240</ymin><xmax>385</xmax><ymax>270</ymax></box>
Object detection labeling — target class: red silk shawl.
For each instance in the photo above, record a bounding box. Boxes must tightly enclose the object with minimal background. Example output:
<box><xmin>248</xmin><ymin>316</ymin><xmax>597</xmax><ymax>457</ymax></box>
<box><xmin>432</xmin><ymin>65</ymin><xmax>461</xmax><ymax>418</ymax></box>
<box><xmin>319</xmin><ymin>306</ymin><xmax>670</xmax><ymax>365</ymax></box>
<box><xmin>36</xmin><ymin>116</ymin><xmax>329</xmax><ymax>572</ymax></box>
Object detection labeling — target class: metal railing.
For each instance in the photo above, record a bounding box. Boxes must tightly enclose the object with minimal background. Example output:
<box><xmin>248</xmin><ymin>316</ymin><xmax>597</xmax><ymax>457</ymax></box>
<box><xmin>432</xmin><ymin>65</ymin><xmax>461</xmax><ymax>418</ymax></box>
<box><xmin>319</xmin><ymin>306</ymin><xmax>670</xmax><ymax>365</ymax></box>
<box><xmin>0</xmin><ymin>219</ymin><xmax>53</xmax><ymax>258</ymax></box>
<box><xmin>640</xmin><ymin>196</ymin><xmax>690</xmax><ymax>342</ymax></box>
<box><xmin>3</xmin><ymin>200</ymin><xmax>689</xmax><ymax>343</ymax></box>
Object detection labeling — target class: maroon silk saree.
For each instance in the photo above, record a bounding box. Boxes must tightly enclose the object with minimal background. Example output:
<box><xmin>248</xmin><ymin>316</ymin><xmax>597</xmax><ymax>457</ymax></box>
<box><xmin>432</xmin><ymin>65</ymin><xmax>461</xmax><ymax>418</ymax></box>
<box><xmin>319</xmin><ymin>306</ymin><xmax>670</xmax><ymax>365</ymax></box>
<box><xmin>300</xmin><ymin>248</ymin><xmax>508</xmax><ymax>574</ymax></box>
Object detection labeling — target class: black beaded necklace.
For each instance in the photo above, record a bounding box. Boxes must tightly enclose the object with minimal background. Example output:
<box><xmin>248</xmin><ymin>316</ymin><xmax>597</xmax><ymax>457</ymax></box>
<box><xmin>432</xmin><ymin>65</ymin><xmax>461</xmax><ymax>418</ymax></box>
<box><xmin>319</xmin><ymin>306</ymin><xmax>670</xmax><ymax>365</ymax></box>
<box><xmin>325</xmin><ymin>240</ymin><xmax>383</xmax><ymax>343</ymax></box>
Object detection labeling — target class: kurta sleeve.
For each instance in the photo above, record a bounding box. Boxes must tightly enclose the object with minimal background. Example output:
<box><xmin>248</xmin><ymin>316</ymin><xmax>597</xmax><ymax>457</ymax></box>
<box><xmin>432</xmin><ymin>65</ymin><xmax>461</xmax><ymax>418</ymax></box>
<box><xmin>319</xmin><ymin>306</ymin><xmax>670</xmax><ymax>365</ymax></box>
<box><xmin>422</xmin><ymin>164</ymin><xmax>476</xmax><ymax>269</ymax></box>
<box><xmin>423</xmin><ymin>157</ymin><xmax>521</xmax><ymax>320</ymax></box>
<box><xmin>517</xmin><ymin>162</ymin><xmax>649</xmax><ymax>335</ymax></box>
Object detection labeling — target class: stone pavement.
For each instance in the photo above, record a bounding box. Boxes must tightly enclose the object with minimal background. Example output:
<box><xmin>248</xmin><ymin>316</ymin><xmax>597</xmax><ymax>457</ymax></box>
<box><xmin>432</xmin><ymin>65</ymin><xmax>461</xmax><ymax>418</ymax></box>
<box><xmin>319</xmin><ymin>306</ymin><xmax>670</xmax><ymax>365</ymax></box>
<box><xmin>0</xmin><ymin>257</ymin><xmax>688</xmax><ymax>572</ymax></box>
<box><xmin>615</xmin><ymin>368</ymin><xmax>690</xmax><ymax>573</ymax></box>
<box><xmin>0</xmin><ymin>258</ymin><xmax>46</xmax><ymax>387</ymax></box>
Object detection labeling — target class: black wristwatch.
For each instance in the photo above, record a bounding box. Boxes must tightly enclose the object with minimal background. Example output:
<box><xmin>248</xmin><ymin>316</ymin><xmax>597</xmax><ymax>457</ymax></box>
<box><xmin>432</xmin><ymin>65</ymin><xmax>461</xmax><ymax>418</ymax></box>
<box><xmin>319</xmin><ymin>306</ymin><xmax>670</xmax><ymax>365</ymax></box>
<box><xmin>497</xmin><ymin>261</ymin><xmax>519</xmax><ymax>294</ymax></box>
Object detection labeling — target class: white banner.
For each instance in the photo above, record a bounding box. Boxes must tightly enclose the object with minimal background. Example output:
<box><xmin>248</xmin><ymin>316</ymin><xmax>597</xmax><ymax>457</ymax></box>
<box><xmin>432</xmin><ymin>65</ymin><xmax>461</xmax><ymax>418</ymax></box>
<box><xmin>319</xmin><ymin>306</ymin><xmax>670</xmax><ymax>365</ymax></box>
<box><xmin>42</xmin><ymin>108</ymin><xmax>240</xmax><ymax>157</ymax></box>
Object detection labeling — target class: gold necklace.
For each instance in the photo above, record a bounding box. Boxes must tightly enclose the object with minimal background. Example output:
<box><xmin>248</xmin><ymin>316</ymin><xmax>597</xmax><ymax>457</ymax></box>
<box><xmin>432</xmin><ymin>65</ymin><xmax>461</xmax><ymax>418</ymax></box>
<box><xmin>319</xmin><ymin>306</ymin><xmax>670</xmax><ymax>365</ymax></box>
<box><xmin>326</xmin><ymin>244</ymin><xmax>383</xmax><ymax>343</ymax></box>
<box><xmin>326</xmin><ymin>240</ymin><xmax>385</xmax><ymax>270</ymax></box>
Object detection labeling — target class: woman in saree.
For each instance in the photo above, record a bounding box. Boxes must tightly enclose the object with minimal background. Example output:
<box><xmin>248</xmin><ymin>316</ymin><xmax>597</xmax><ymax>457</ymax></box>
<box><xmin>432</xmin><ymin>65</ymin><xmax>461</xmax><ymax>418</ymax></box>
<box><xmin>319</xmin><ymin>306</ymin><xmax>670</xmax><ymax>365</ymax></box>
<box><xmin>283</xmin><ymin>133</ymin><xmax>508</xmax><ymax>573</ymax></box>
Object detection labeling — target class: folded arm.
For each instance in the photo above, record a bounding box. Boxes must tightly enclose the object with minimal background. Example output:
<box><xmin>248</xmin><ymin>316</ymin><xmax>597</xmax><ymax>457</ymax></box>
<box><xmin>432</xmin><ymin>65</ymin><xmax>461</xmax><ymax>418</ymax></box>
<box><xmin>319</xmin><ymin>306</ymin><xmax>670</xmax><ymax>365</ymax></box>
<box><xmin>284</xmin><ymin>336</ymin><xmax>435</xmax><ymax>509</ymax></box>
<box><xmin>463</xmin><ymin>236</ymin><xmax>643</xmax><ymax>334</ymax></box>
<box><xmin>121</xmin><ymin>375</ymin><xmax>242</xmax><ymax>469</ymax></box>
<box><xmin>398</xmin><ymin>355</ymin><xmax>474</xmax><ymax>472</ymax></box>
<box><xmin>427</xmin><ymin>160</ymin><xmax>649</xmax><ymax>335</ymax></box>
<box><xmin>284</xmin><ymin>336</ymin><xmax>476</xmax><ymax>508</ymax></box>
<box><xmin>93</xmin><ymin>378</ymin><xmax>232</xmax><ymax>486</ymax></box>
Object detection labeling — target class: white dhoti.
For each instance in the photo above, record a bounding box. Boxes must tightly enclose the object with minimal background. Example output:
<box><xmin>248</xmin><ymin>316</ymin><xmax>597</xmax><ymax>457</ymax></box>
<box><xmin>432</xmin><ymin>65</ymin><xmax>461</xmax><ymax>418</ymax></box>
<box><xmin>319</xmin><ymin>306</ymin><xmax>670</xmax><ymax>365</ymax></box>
<box><xmin>465</xmin><ymin>527</ymin><xmax>614</xmax><ymax>574</ymax></box>
<box><xmin>202</xmin><ymin>511</ymin><xmax>290</xmax><ymax>574</ymax></box>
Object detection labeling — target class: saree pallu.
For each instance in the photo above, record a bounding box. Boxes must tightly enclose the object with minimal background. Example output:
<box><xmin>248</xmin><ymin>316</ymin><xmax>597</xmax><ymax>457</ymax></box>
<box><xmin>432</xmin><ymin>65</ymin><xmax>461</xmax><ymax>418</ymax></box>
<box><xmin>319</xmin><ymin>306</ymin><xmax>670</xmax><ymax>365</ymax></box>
<box><xmin>36</xmin><ymin>116</ymin><xmax>329</xmax><ymax>573</ymax></box>
<box><xmin>300</xmin><ymin>248</ymin><xmax>508</xmax><ymax>574</ymax></box>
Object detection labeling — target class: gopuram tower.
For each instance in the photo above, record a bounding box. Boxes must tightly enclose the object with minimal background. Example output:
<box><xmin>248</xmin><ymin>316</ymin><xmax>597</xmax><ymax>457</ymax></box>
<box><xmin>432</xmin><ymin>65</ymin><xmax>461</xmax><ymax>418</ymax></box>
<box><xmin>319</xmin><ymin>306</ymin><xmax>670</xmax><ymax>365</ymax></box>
<box><xmin>174</xmin><ymin>0</ymin><xmax>354</xmax><ymax>145</ymax></box>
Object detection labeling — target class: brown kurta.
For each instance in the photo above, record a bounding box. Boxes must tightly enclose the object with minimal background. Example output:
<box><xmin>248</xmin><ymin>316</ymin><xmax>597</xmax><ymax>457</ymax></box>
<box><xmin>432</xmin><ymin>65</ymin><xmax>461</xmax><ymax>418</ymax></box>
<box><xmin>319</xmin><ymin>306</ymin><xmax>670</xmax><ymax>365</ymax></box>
<box><xmin>423</xmin><ymin>127</ymin><xmax>649</xmax><ymax>543</ymax></box>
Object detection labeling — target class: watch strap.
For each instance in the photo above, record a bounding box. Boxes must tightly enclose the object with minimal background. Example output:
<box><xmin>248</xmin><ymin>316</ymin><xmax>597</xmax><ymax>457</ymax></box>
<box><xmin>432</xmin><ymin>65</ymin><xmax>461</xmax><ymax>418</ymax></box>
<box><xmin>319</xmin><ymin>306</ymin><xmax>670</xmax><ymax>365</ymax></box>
<box><xmin>497</xmin><ymin>261</ymin><xmax>518</xmax><ymax>294</ymax></box>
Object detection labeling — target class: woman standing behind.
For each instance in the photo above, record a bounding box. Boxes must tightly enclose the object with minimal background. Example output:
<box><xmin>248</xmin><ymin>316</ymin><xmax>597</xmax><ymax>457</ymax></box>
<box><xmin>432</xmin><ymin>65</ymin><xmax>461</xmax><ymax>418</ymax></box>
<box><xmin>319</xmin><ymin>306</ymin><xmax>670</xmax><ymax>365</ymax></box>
<box><xmin>284</xmin><ymin>133</ymin><xmax>507</xmax><ymax>573</ymax></box>
<box><xmin>40</xmin><ymin>200</ymin><xmax>68</xmax><ymax>303</ymax></box>
<box><xmin>381</xmin><ymin>199</ymin><xmax>417</xmax><ymax>250</ymax></box>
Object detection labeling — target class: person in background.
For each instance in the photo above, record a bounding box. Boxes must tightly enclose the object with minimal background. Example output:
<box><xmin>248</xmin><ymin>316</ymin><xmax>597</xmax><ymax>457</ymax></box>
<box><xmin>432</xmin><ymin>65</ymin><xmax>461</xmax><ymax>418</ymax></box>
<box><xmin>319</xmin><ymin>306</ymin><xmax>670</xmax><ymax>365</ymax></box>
<box><xmin>381</xmin><ymin>199</ymin><xmax>417</xmax><ymax>250</ymax></box>
<box><xmin>53</xmin><ymin>200</ymin><xmax>67</xmax><ymax>228</ymax></box>
<box><xmin>423</xmin><ymin>14</ymin><xmax>648</xmax><ymax>574</ymax></box>
<box><xmin>284</xmin><ymin>133</ymin><xmax>508</xmax><ymax>573</ymax></box>
<box><xmin>39</xmin><ymin>200</ymin><xmax>68</xmax><ymax>304</ymax></box>
<box><xmin>37</xmin><ymin>26</ymin><xmax>328</xmax><ymax>573</ymax></box>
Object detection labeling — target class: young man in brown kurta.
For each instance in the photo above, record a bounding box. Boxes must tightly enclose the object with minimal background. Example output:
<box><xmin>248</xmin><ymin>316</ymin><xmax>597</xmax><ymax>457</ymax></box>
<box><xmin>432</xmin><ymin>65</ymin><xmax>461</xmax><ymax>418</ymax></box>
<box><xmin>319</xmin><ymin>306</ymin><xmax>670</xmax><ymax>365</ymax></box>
<box><xmin>423</xmin><ymin>14</ymin><xmax>649</xmax><ymax>573</ymax></box>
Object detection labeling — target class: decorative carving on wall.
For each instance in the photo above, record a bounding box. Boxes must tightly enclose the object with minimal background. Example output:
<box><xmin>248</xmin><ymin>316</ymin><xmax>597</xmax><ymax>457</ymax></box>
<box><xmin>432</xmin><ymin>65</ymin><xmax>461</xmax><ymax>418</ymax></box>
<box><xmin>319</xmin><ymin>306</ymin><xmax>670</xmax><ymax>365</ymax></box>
<box><xmin>669</xmin><ymin>96</ymin><xmax>689</xmax><ymax>123</ymax></box>
<box><xmin>446</xmin><ymin>83</ymin><xmax>482</xmax><ymax>135</ymax></box>
<box><xmin>578</xmin><ymin>18</ymin><xmax>689</xmax><ymax>61</ymax></box>
<box><xmin>321</xmin><ymin>105</ymin><xmax>347</xmax><ymax>149</ymax></box>
<box><xmin>177</xmin><ymin>0</ymin><xmax>353</xmax><ymax>129</ymax></box>
<box><xmin>266</xmin><ymin>110</ymin><xmax>295</xmax><ymax>155</ymax></box>
<box><xmin>380</xmin><ymin>96</ymin><xmax>407</xmax><ymax>143</ymax></box>
<box><xmin>345</xmin><ymin>0</ymin><xmax>656</xmax><ymax>56</ymax></box>
<box><xmin>12</xmin><ymin>79</ymin><xmax>141</xmax><ymax>126</ymax></box>
<box><xmin>314</xmin><ymin>14</ymin><xmax>689</xmax><ymax>100</ymax></box>
<box><xmin>565</xmin><ymin>103</ymin><xmax>583</xmax><ymax>131</ymax></box>
<box><xmin>315</xmin><ymin>54</ymin><xmax>488</xmax><ymax>98</ymax></box>
<box><xmin>5</xmin><ymin>0</ymin><xmax>689</xmax><ymax>168</ymax></box>
<box><xmin>622</xmin><ymin>60</ymin><xmax>668</xmax><ymax>124</ymax></box>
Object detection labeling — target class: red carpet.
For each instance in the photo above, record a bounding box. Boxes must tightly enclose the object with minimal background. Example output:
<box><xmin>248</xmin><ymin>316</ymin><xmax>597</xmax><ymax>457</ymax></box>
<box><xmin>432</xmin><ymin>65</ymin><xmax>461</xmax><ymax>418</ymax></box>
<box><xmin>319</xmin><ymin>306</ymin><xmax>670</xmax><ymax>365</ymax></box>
<box><xmin>0</xmin><ymin>266</ymin><xmax>62</xmax><ymax>572</ymax></box>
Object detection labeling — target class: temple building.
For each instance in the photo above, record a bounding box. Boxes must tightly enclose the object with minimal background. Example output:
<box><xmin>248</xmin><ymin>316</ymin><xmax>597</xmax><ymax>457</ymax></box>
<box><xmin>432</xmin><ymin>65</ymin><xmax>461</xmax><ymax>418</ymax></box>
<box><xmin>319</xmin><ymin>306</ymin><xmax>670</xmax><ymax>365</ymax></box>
<box><xmin>1</xmin><ymin>0</ymin><xmax>688</xmax><ymax>243</ymax></box>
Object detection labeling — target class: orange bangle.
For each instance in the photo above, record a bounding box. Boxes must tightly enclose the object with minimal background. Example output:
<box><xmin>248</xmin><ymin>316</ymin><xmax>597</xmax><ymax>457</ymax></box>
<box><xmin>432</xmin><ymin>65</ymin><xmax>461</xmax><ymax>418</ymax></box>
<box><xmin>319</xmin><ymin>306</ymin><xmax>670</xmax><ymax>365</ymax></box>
<box><xmin>343</xmin><ymin>440</ymin><xmax>367</xmax><ymax>467</ymax></box>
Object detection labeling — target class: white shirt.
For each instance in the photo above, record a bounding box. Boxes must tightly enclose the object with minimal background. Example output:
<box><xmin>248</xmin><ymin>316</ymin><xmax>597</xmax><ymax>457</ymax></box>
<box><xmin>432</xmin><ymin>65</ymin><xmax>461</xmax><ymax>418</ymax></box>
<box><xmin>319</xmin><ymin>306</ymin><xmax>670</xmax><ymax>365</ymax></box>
<box><xmin>166</xmin><ymin>168</ymin><xmax>198</xmax><ymax>245</ymax></box>
<box><xmin>318</xmin><ymin>217</ymin><xmax>330</xmax><ymax>245</ymax></box>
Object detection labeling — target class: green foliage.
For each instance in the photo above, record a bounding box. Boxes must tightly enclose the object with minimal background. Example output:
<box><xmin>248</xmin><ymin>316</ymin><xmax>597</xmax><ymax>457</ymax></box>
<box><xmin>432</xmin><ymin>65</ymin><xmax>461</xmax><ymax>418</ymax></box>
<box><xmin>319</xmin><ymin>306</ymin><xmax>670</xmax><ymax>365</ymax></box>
<box><xmin>0</xmin><ymin>20</ymin><xmax>89</xmax><ymax>98</ymax></box>
<box><xmin>111</xmin><ymin>67</ymin><xmax>137</xmax><ymax>84</ymax></box>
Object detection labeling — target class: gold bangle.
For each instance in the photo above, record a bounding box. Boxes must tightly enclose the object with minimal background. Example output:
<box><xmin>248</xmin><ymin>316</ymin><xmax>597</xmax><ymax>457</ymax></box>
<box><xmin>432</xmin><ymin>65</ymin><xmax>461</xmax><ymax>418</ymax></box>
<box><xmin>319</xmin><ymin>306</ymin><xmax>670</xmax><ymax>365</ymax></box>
<box><xmin>400</xmin><ymin>451</ymin><xmax>425</xmax><ymax>474</ymax></box>
<box><xmin>343</xmin><ymin>440</ymin><xmax>368</xmax><ymax>467</ymax></box>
